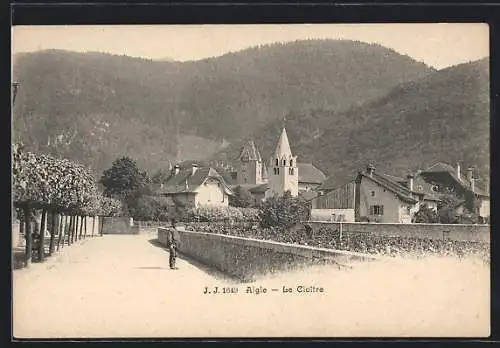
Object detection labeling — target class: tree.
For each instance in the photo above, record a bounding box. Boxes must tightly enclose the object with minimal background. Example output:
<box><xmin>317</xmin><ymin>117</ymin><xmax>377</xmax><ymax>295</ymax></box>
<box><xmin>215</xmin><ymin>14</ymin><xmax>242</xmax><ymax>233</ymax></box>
<box><xmin>229</xmin><ymin>185</ymin><xmax>255</xmax><ymax>208</ymax></box>
<box><xmin>413</xmin><ymin>204</ymin><xmax>439</xmax><ymax>223</ymax></box>
<box><xmin>437</xmin><ymin>194</ymin><xmax>461</xmax><ymax>224</ymax></box>
<box><xmin>258</xmin><ymin>191</ymin><xmax>310</xmax><ymax>230</ymax></box>
<box><xmin>100</xmin><ymin>156</ymin><xmax>150</xmax><ymax>216</ymax></box>
<box><xmin>100</xmin><ymin>156</ymin><xmax>149</xmax><ymax>200</ymax></box>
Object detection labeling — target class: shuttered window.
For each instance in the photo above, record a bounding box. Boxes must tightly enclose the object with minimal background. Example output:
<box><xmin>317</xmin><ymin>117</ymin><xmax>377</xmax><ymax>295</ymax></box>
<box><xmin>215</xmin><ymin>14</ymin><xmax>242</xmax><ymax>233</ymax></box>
<box><xmin>370</xmin><ymin>205</ymin><xmax>384</xmax><ymax>215</ymax></box>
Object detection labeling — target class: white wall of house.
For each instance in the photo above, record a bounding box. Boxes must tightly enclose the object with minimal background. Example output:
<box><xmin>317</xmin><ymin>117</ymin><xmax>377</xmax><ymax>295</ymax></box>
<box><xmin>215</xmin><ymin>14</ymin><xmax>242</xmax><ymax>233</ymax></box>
<box><xmin>479</xmin><ymin>198</ymin><xmax>490</xmax><ymax>218</ymax></box>
<box><xmin>359</xmin><ymin>178</ymin><xmax>405</xmax><ymax>223</ymax></box>
<box><xmin>195</xmin><ymin>180</ymin><xmax>229</xmax><ymax>207</ymax></box>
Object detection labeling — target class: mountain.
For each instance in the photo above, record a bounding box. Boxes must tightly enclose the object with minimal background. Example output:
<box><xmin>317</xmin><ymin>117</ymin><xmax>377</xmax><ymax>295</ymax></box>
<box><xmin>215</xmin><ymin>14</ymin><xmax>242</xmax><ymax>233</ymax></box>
<box><xmin>12</xmin><ymin>40</ymin><xmax>433</xmax><ymax>175</ymax></box>
<box><xmin>218</xmin><ymin>58</ymin><xmax>489</xmax><ymax>190</ymax></box>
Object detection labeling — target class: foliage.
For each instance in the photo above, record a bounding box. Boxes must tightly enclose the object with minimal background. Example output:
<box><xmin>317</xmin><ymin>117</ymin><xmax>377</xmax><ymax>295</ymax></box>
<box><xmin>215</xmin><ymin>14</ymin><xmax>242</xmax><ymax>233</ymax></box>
<box><xmin>413</xmin><ymin>204</ymin><xmax>439</xmax><ymax>223</ymax></box>
<box><xmin>100</xmin><ymin>156</ymin><xmax>149</xmax><ymax>200</ymax></box>
<box><xmin>229</xmin><ymin>185</ymin><xmax>255</xmax><ymax>208</ymax></box>
<box><xmin>187</xmin><ymin>205</ymin><xmax>244</xmax><ymax>222</ymax></box>
<box><xmin>99</xmin><ymin>196</ymin><xmax>123</xmax><ymax>217</ymax></box>
<box><xmin>128</xmin><ymin>195</ymin><xmax>171</xmax><ymax>221</ymax></box>
<box><xmin>437</xmin><ymin>194</ymin><xmax>462</xmax><ymax>224</ymax></box>
<box><xmin>258</xmin><ymin>191</ymin><xmax>310</xmax><ymax>229</ymax></box>
<box><xmin>12</xmin><ymin>143</ymin><xmax>100</xmax><ymax>214</ymax></box>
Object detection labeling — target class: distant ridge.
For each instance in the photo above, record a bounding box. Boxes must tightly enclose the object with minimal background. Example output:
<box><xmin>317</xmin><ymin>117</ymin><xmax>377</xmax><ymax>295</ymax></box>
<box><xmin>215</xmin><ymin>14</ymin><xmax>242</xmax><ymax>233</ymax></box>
<box><xmin>12</xmin><ymin>39</ymin><xmax>433</xmax><ymax>175</ymax></box>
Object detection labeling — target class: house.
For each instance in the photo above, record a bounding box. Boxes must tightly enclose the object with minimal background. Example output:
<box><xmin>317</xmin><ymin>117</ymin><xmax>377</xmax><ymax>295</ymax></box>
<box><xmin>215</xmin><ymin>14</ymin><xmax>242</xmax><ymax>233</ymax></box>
<box><xmin>231</xmin><ymin>128</ymin><xmax>327</xmax><ymax>202</ymax></box>
<box><xmin>311</xmin><ymin>161</ymin><xmax>489</xmax><ymax>223</ymax></box>
<box><xmin>156</xmin><ymin>163</ymin><xmax>234</xmax><ymax>209</ymax></box>
<box><xmin>309</xmin><ymin>164</ymin><xmax>441</xmax><ymax>223</ymax></box>
<box><xmin>416</xmin><ymin>162</ymin><xmax>489</xmax><ymax>219</ymax></box>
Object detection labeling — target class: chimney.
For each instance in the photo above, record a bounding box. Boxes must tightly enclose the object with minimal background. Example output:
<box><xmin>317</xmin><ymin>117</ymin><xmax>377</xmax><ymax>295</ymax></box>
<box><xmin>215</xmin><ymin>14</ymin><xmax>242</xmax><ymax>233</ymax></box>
<box><xmin>366</xmin><ymin>164</ymin><xmax>375</xmax><ymax>178</ymax></box>
<box><xmin>173</xmin><ymin>164</ymin><xmax>180</xmax><ymax>175</ymax></box>
<box><xmin>467</xmin><ymin>167</ymin><xmax>473</xmax><ymax>182</ymax></box>
<box><xmin>407</xmin><ymin>173</ymin><xmax>414</xmax><ymax>191</ymax></box>
<box><xmin>456</xmin><ymin>162</ymin><xmax>461</xmax><ymax>180</ymax></box>
<box><xmin>468</xmin><ymin>167</ymin><xmax>475</xmax><ymax>192</ymax></box>
<box><xmin>192</xmin><ymin>163</ymin><xmax>199</xmax><ymax>176</ymax></box>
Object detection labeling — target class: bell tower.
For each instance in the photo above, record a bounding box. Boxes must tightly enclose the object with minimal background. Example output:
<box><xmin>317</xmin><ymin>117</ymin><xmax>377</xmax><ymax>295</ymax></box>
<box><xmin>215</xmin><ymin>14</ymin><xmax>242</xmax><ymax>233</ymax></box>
<box><xmin>265</xmin><ymin>127</ymin><xmax>298</xmax><ymax>198</ymax></box>
<box><xmin>237</xmin><ymin>140</ymin><xmax>264</xmax><ymax>185</ymax></box>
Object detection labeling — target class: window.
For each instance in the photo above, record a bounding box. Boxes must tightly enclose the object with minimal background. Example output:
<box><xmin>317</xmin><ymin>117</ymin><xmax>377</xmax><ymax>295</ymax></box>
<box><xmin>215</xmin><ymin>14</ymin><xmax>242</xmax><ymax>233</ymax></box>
<box><xmin>370</xmin><ymin>205</ymin><xmax>384</xmax><ymax>215</ymax></box>
<box><xmin>283</xmin><ymin>159</ymin><xmax>286</xmax><ymax>166</ymax></box>
<box><xmin>290</xmin><ymin>159</ymin><xmax>293</xmax><ymax>166</ymax></box>
<box><xmin>371</xmin><ymin>191</ymin><xmax>375</xmax><ymax>197</ymax></box>
<box><xmin>275</xmin><ymin>159</ymin><xmax>279</xmax><ymax>166</ymax></box>
<box><xmin>274</xmin><ymin>168</ymin><xmax>280</xmax><ymax>175</ymax></box>
<box><xmin>289</xmin><ymin>168</ymin><xmax>294</xmax><ymax>175</ymax></box>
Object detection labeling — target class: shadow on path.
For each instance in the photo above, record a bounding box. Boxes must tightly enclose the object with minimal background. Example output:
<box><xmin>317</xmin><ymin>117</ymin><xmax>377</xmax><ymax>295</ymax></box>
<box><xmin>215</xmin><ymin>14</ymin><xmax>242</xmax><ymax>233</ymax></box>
<box><xmin>147</xmin><ymin>239</ymin><xmax>240</xmax><ymax>282</ymax></box>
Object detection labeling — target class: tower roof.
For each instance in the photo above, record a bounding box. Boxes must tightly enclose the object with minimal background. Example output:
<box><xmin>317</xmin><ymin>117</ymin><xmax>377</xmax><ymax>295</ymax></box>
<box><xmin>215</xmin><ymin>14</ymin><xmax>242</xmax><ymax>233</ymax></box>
<box><xmin>238</xmin><ymin>140</ymin><xmax>262</xmax><ymax>162</ymax></box>
<box><xmin>274</xmin><ymin>128</ymin><xmax>293</xmax><ymax>158</ymax></box>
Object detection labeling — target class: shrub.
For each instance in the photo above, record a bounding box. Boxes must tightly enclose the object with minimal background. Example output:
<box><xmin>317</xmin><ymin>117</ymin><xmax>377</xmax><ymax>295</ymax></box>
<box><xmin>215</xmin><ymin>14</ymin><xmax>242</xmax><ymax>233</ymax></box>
<box><xmin>258</xmin><ymin>191</ymin><xmax>310</xmax><ymax>229</ymax></box>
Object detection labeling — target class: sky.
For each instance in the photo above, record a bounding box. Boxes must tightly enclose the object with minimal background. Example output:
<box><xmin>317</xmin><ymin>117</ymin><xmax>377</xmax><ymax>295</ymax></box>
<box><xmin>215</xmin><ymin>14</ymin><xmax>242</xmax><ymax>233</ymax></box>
<box><xmin>12</xmin><ymin>23</ymin><xmax>489</xmax><ymax>70</ymax></box>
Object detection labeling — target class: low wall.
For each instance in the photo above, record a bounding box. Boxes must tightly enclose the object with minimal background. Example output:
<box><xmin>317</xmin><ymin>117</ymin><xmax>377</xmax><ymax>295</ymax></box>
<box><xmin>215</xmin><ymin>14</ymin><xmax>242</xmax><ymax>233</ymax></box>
<box><xmin>157</xmin><ymin>228</ymin><xmax>378</xmax><ymax>282</ymax></box>
<box><xmin>305</xmin><ymin>222</ymin><xmax>490</xmax><ymax>243</ymax></box>
<box><xmin>310</xmin><ymin>209</ymin><xmax>355</xmax><ymax>222</ymax></box>
<box><xmin>102</xmin><ymin>217</ymin><xmax>138</xmax><ymax>235</ymax></box>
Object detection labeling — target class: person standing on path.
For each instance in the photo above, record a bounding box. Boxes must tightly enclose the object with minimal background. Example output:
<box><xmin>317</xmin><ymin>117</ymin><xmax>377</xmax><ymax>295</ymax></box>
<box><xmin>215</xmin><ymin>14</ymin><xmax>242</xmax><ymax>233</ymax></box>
<box><xmin>168</xmin><ymin>219</ymin><xmax>178</xmax><ymax>270</ymax></box>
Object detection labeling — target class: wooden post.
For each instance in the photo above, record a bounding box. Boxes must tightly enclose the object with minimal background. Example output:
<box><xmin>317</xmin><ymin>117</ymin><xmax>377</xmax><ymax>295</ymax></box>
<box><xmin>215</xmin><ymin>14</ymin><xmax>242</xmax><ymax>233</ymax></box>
<box><xmin>79</xmin><ymin>216</ymin><xmax>84</xmax><ymax>240</ymax></box>
<box><xmin>73</xmin><ymin>216</ymin><xmax>78</xmax><ymax>242</ymax></box>
<box><xmin>49</xmin><ymin>212</ymin><xmax>56</xmax><ymax>255</ymax></box>
<box><xmin>56</xmin><ymin>213</ymin><xmax>64</xmax><ymax>251</ymax></box>
<box><xmin>62</xmin><ymin>215</ymin><xmax>68</xmax><ymax>247</ymax></box>
<box><xmin>38</xmin><ymin>209</ymin><xmax>47</xmax><ymax>262</ymax></box>
<box><xmin>68</xmin><ymin>216</ymin><xmax>74</xmax><ymax>245</ymax></box>
<box><xmin>100</xmin><ymin>216</ymin><xmax>104</xmax><ymax>236</ymax></box>
<box><xmin>83</xmin><ymin>217</ymin><xmax>88</xmax><ymax>238</ymax></box>
<box><xmin>91</xmin><ymin>216</ymin><xmax>95</xmax><ymax>237</ymax></box>
<box><xmin>23</xmin><ymin>205</ymin><xmax>32</xmax><ymax>267</ymax></box>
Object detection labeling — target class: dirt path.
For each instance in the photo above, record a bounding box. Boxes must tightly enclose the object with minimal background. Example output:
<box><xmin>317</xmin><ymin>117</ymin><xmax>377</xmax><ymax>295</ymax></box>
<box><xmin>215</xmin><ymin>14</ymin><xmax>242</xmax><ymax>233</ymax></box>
<box><xmin>13</xmin><ymin>232</ymin><xmax>489</xmax><ymax>338</ymax></box>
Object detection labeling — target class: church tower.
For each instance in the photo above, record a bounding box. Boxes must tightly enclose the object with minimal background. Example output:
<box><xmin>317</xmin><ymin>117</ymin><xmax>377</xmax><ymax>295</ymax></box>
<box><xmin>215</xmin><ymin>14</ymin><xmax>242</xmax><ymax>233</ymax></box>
<box><xmin>266</xmin><ymin>128</ymin><xmax>298</xmax><ymax>198</ymax></box>
<box><xmin>237</xmin><ymin>140</ymin><xmax>265</xmax><ymax>185</ymax></box>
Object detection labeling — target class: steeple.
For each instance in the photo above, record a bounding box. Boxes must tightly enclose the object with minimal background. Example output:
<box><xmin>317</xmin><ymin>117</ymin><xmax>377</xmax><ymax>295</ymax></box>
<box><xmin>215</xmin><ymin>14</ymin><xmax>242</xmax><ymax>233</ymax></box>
<box><xmin>236</xmin><ymin>139</ymin><xmax>265</xmax><ymax>185</ymax></box>
<box><xmin>266</xmin><ymin>126</ymin><xmax>298</xmax><ymax>198</ymax></box>
<box><xmin>274</xmin><ymin>128</ymin><xmax>292</xmax><ymax>158</ymax></box>
<box><xmin>238</xmin><ymin>140</ymin><xmax>262</xmax><ymax>162</ymax></box>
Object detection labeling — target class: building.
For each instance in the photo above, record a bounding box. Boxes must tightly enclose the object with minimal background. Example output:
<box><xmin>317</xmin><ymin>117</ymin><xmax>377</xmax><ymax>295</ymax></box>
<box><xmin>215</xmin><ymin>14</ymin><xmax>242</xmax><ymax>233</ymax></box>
<box><xmin>236</xmin><ymin>140</ymin><xmax>267</xmax><ymax>186</ymax></box>
<box><xmin>310</xmin><ymin>162</ymin><xmax>489</xmax><ymax>223</ymax></box>
<box><xmin>232</xmin><ymin>128</ymin><xmax>327</xmax><ymax>201</ymax></box>
<box><xmin>156</xmin><ymin>163</ymin><xmax>234</xmax><ymax>208</ymax></box>
<box><xmin>416</xmin><ymin>162</ymin><xmax>489</xmax><ymax>219</ymax></box>
<box><xmin>265</xmin><ymin>128</ymin><xmax>299</xmax><ymax>198</ymax></box>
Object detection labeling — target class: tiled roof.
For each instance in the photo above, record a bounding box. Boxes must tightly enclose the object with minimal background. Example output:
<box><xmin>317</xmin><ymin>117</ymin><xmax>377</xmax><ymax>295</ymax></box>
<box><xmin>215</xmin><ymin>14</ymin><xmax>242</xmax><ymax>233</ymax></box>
<box><xmin>298</xmin><ymin>163</ymin><xmax>327</xmax><ymax>184</ymax></box>
<box><xmin>422</xmin><ymin>162</ymin><xmax>489</xmax><ymax>198</ymax></box>
<box><xmin>359</xmin><ymin>171</ymin><xmax>418</xmax><ymax>204</ymax></box>
<box><xmin>238</xmin><ymin>140</ymin><xmax>262</xmax><ymax>162</ymax></box>
<box><xmin>157</xmin><ymin>167</ymin><xmax>233</xmax><ymax>195</ymax></box>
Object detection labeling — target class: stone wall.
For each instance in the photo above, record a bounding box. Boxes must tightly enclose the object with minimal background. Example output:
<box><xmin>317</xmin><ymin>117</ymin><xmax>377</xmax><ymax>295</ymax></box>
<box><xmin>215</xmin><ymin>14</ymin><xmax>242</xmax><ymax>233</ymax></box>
<box><xmin>310</xmin><ymin>209</ymin><xmax>355</xmax><ymax>222</ymax></box>
<box><xmin>101</xmin><ymin>217</ymin><xmax>138</xmax><ymax>235</ymax></box>
<box><xmin>157</xmin><ymin>228</ymin><xmax>378</xmax><ymax>282</ymax></box>
<box><xmin>305</xmin><ymin>222</ymin><xmax>490</xmax><ymax>243</ymax></box>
